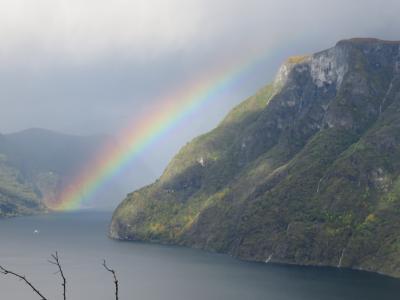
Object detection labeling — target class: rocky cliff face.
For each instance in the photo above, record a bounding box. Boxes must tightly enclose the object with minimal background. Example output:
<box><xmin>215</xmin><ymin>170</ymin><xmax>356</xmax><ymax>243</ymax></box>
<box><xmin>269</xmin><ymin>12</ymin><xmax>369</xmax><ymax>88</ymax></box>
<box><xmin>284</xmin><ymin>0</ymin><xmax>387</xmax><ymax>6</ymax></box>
<box><xmin>110</xmin><ymin>38</ymin><xmax>400</xmax><ymax>277</ymax></box>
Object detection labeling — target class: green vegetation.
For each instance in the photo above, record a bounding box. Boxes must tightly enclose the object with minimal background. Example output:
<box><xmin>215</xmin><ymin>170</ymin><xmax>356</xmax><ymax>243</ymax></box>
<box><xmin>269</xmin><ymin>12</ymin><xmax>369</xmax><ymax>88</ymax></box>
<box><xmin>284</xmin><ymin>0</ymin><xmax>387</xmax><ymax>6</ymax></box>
<box><xmin>111</xmin><ymin>39</ymin><xmax>400</xmax><ymax>278</ymax></box>
<box><xmin>0</xmin><ymin>129</ymin><xmax>109</xmax><ymax>217</ymax></box>
<box><xmin>0</xmin><ymin>153</ymin><xmax>45</xmax><ymax>216</ymax></box>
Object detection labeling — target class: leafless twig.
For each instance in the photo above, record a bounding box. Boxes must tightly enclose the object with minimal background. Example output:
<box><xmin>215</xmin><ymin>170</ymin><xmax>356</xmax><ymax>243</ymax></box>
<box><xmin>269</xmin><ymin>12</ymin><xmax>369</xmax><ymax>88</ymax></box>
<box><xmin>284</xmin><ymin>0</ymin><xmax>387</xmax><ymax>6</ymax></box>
<box><xmin>0</xmin><ymin>254</ymin><xmax>121</xmax><ymax>299</ymax></box>
<box><xmin>102</xmin><ymin>259</ymin><xmax>119</xmax><ymax>300</ymax></box>
<box><xmin>0</xmin><ymin>265</ymin><xmax>48</xmax><ymax>300</ymax></box>
<box><xmin>48</xmin><ymin>251</ymin><xmax>66</xmax><ymax>300</ymax></box>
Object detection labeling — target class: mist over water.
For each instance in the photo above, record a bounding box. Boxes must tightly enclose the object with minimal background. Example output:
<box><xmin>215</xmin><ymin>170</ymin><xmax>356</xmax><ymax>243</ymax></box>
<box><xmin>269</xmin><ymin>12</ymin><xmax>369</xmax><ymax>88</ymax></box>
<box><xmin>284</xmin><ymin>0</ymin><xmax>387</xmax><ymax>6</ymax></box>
<box><xmin>0</xmin><ymin>211</ymin><xmax>399</xmax><ymax>300</ymax></box>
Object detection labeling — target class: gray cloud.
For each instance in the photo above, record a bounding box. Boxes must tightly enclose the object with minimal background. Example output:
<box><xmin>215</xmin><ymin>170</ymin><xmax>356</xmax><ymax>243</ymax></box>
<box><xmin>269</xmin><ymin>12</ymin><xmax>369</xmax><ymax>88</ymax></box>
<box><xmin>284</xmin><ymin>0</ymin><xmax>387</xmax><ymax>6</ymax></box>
<box><xmin>0</xmin><ymin>0</ymin><xmax>399</xmax><ymax>206</ymax></box>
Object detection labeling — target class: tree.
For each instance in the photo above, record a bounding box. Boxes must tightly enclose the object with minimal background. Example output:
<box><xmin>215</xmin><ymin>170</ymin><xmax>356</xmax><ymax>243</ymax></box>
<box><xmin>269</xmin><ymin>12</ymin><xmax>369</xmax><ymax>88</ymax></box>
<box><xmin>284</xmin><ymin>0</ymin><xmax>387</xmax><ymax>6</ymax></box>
<box><xmin>0</xmin><ymin>252</ymin><xmax>119</xmax><ymax>300</ymax></box>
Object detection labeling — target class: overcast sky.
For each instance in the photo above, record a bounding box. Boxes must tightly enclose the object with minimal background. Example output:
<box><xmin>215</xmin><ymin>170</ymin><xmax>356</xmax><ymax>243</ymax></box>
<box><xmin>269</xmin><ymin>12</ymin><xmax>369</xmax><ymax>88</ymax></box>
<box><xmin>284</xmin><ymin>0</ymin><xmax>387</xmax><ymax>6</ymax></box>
<box><xmin>0</xmin><ymin>0</ymin><xmax>399</xmax><ymax>205</ymax></box>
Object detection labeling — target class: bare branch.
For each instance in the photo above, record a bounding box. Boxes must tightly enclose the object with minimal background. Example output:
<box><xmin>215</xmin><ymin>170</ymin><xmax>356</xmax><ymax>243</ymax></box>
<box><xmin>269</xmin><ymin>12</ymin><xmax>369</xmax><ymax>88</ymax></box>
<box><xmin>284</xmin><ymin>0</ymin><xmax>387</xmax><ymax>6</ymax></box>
<box><xmin>0</xmin><ymin>265</ymin><xmax>48</xmax><ymax>300</ymax></box>
<box><xmin>48</xmin><ymin>251</ymin><xmax>67</xmax><ymax>300</ymax></box>
<box><xmin>102</xmin><ymin>260</ymin><xmax>119</xmax><ymax>300</ymax></box>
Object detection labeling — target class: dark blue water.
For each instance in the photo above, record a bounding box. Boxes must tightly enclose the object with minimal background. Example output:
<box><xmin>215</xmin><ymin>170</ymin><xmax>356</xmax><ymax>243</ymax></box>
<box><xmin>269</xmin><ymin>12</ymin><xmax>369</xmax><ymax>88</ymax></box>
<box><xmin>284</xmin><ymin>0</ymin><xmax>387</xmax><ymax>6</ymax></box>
<box><xmin>0</xmin><ymin>211</ymin><xmax>399</xmax><ymax>300</ymax></box>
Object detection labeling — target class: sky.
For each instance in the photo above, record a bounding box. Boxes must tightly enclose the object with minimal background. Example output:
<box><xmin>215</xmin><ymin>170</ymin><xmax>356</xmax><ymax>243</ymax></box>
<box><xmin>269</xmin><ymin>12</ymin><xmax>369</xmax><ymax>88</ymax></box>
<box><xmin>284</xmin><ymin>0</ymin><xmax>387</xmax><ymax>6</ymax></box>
<box><xmin>0</xmin><ymin>0</ymin><xmax>399</xmax><ymax>206</ymax></box>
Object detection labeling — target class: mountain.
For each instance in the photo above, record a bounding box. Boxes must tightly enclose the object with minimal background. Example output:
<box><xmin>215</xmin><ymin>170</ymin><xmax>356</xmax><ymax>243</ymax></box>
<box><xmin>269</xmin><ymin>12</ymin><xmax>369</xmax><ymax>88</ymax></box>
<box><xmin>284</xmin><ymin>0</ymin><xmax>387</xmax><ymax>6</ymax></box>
<box><xmin>0</xmin><ymin>149</ymin><xmax>45</xmax><ymax>216</ymax></box>
<box><xmin>0</xmin><ymin>128</ymin><xmax>109</xmax><ymax>216</ymax></box>
<box><xmin>110</xmin><ymin>38</ymin><xmax>400</xmax><ymax>277</ymax></box>
<box><xmin>2</xmin><ymin>128</ymin><xmax>108</xmax><ymax>177</ymax></box>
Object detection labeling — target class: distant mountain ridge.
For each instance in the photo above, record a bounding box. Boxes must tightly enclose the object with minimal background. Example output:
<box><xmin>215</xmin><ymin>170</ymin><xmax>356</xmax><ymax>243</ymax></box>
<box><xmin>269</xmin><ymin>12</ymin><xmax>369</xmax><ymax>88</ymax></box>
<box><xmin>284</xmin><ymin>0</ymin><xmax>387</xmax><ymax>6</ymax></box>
<box><xmin>0</xmin><ymin>128</ymin><xmax>109</xmax><ymax>216</ymax></box>
<box><xmin>110</xmin><ymin>38</ymin><xmax>400</xmax><ymax>278</ymax></box>
<box><xmin>2</xmin><ymin>128</ymin><xmax>109</xmax><ymax>176</ymax></box>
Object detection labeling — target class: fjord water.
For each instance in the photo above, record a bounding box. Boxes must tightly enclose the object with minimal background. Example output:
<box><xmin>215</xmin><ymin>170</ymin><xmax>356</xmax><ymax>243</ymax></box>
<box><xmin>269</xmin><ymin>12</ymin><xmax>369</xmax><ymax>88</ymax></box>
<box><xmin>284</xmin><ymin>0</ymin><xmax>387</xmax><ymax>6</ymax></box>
<box><xmin>0</xmin><ymin>212</ymin><xmax>399</xmax><ymax>300</ymax></box>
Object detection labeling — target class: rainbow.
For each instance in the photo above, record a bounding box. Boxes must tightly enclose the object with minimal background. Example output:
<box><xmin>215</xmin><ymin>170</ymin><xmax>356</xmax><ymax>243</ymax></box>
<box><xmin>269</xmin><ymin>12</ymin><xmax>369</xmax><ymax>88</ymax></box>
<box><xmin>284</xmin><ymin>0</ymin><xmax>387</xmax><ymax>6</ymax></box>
<box><xmin>49</xmin><ymin>52</ymin><xmax>268</xmax><ymax>211</ymax></box>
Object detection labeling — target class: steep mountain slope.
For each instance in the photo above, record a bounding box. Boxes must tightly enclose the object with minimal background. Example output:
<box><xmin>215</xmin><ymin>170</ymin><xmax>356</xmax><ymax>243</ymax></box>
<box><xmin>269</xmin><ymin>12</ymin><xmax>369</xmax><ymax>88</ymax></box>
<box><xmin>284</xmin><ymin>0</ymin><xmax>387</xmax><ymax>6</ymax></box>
<box><xmin>0</xmin><ymin>129</ymin><xmax>108</xmax><ymax>216</ymax></box>
<box><xmin>0</xmin><ymin>151</ymin><xmax>45</xmax><ymax>216</ymax></box>
<box><xmin>110</xmin><ymin>38</ymin><xmax>400</xmax><ymax>277</ymax></box>
<box><xmin>2</xmin><ymin>128</ymin><xmax>108</xmax><ymax>177</ymax></box>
